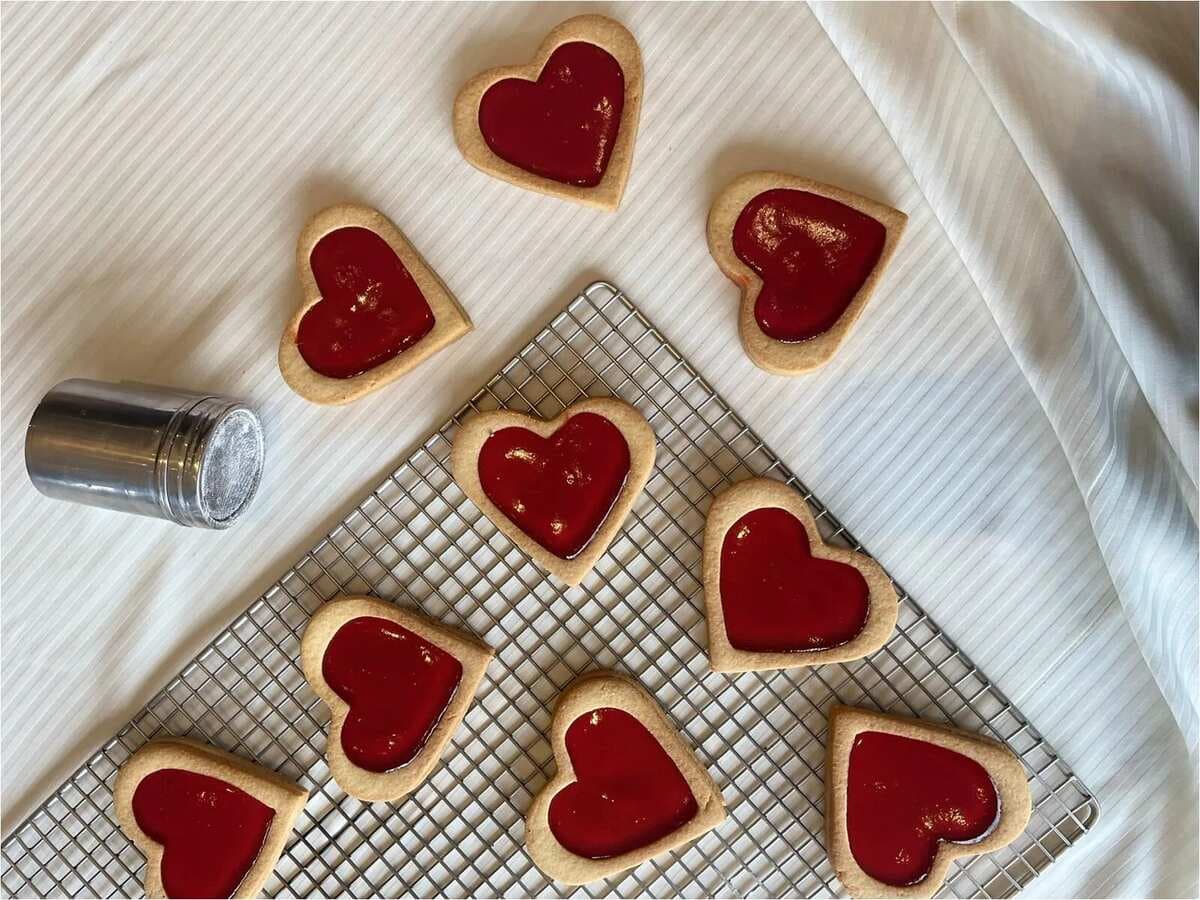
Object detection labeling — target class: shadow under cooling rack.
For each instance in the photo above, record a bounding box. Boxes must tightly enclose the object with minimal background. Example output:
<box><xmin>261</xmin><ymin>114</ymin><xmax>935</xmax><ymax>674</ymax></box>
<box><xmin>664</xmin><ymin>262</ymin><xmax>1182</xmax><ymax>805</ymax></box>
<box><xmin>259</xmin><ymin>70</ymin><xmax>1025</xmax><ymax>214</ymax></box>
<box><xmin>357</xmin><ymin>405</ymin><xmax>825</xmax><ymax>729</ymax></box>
<box><xmin>0</xmin><ymin>281</ymin><xmax>1097</xmax><ymax>899</ymax></box>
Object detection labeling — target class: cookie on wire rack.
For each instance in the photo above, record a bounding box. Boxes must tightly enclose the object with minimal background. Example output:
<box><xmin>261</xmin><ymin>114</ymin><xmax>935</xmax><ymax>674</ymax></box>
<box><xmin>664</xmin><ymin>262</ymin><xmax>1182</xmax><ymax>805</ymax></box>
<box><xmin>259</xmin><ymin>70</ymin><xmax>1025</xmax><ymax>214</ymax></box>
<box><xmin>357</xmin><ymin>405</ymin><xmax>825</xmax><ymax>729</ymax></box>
<box><xmin>113</xmin><ymin>737</ymin><xmax>307</xmax><ymax>899</ymax></box>
<box><xmin>299</xmin><ymin>595</ymin><xmax>493</xmax><ymax>803</ymax></box>
<box><xmin>451</xmin><ymin>396</ymin><xmax>655</xmax><ymax>586</ymax></box>
<box><xmin>525</xmin><ymin>672</ymin><xmax>726</xmax><ymax>884</ymax></box>
<box><xmin>826</xmin><ymin>705</ymin><xmax>1032</xmax><ymax>899</ymax></box>
<box><xmin>702</xmin><ymin>477</ymin><xmax>898</xmax><ymax>673</ymax></box>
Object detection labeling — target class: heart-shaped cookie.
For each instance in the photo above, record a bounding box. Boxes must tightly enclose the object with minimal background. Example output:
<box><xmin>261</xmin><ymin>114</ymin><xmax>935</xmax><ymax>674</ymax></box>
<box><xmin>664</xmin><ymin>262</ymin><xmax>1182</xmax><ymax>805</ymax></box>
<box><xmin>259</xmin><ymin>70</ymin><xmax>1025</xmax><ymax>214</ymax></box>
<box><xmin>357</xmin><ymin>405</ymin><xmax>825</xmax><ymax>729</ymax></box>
<box><xmin>278</xmin><ymin>203</ymin><xmax>472</xmax><ymax>405</ymax></box>
<box><xmin>453</xmin><ymin>15</ymin><xmax>643</xmax><ymax>211</ymax></box>
<box><xmin>826</xmin><ymin>706</ymin><xmax>1032</xmax><ymax>898</ymax></box>
<box><xmin>300</xmin><ymin>595</ymin><xmax>493</xmax><ymax>802</ymax></box>
<box><xmin>113</xmin><ymin>737</ymin><xmax>307</xmax><ymax>899</ymax></box>
<box><xmin>526</xmin><ymin>672</ymin><xmax>726</xmax><ymax>884</ymax></box>
<box><xmin>702</xmin><ymin>478</ymin><xmax>898</xmax><ymax>672</ymax></box>
<box><xmin>707</xmin><ymin>172</ymin><xmax>907</xmax><ymax>374</ymax></box>
<box><xmin>451</xmin><ymin>397</ymin><xmax>655</xmax><ymax>585</ymax></box>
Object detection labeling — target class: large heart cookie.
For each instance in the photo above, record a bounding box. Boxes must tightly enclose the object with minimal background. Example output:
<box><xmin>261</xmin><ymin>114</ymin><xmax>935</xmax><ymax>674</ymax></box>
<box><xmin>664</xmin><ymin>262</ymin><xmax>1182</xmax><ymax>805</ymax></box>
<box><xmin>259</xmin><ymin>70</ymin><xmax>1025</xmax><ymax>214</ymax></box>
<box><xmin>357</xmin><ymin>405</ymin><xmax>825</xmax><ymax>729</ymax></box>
<box><xmin>453</xmin><ymin>15</ymin><xmax>643</xmax><ymax>211</ymax></box>
<box><xmin>451</xmin><ymin>397</ymin><xmax>655</xmax><ymax>585</ymax></box>
<box><xmin>526</xmin><ymin>672</ymin><xmax>726</xmax><ymax>884</ymax></box>
<box><xmin>113</xmin><ymin>738</ymin><xmax>307</xmax><ymax>899</ymax></box>
<box><xmin>826</xmin><ymin>706</ymin><xmax>1032</xmax><ymax>898</ymax></box>
<box><xmin>300</xmin><ymin>595</ymin><xmax>493</xmax><ymax>802</ymax></box>
<box><xmin>702</xmin><ymin>478</ymin><xmax>898</xmax><ymax>672</ymax></box>
<box><xmin>278</xmin><ymin>203</ymin><xmax>472</xmax><ymax>405</ymax></box>
<box><xmin>707</xmin><ymin>172</ymin><xmax>907</xmax><ymax>374</ymax></box>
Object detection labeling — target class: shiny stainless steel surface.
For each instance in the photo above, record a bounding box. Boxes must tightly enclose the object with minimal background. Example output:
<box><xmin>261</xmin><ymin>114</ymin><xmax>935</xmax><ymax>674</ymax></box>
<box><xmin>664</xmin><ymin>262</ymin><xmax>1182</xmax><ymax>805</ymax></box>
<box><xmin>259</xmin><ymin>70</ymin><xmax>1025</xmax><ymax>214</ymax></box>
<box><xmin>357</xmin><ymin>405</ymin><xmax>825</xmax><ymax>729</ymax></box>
<box><xmin>24</xmin><ymin>379</ymin><xmax>264</xmax><ymax>528</ymax></box>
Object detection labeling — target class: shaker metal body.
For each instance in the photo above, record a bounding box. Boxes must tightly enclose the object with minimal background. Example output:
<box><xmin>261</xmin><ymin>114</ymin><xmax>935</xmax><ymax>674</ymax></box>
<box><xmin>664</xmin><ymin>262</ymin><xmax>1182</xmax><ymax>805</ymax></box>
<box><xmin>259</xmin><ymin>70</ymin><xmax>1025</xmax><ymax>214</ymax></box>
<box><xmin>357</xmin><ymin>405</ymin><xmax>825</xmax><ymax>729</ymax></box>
<box><xmin>25</xmin><ymin>379</ymin><xmax>265</xmax><ymax>529</ymax></box>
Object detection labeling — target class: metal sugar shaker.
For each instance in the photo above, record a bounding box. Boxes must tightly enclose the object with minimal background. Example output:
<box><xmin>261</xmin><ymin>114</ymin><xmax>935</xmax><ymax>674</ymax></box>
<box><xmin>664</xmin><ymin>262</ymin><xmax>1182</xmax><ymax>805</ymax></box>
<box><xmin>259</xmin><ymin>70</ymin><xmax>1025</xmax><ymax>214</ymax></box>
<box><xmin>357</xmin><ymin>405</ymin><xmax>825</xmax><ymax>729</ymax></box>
<box><xmin>24</xmin><ymin>378</ymin><xmax>265</xmax><ymax>529</ymax></box>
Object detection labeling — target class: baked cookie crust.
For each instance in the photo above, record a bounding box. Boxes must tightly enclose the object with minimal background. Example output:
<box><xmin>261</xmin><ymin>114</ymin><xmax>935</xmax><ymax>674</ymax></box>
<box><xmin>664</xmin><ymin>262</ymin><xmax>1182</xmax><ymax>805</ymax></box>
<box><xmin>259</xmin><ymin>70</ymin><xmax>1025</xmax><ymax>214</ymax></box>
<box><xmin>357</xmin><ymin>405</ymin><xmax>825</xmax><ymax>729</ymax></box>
<box><xmin>113</xmin><ymin>737</ymin><xmax>308</xmax><ymax>899</ymax></box>
<box><xmin>825</xmin><ymin>705</ymin><xmax>1033</xmax><ymax>899</ymax></box>
<box><xmin>299</xmin><ymin>595</ymin><xmax>493</xmax><ymax>802</ymax></box>
<box><xmin>706</xmin><ymin>171</ymin><xmax>907</xmax><ymax>375</ymax></box>
<box><xmin>278</xmin><ymin>203</ymin><xmax>472</xmax><ymax>405</ymax></box>
<box><xmin>525</xmin><ymin>672</ymin><xmax>726</xmax><ymax>884</ymax></box>
<box><xmin>450</xmin><ymin>397</ymin><xmax>655</xmax><ymax>586</ymax></box>
<box><xmin>452</xmin><ymin>15</ymin><xmax>643</xmax><ymax>211</ymax></box>
<box><xmin>703</xmin><ymin>478</ymin><xmax>898</xmax><ymax>673</ymax></box>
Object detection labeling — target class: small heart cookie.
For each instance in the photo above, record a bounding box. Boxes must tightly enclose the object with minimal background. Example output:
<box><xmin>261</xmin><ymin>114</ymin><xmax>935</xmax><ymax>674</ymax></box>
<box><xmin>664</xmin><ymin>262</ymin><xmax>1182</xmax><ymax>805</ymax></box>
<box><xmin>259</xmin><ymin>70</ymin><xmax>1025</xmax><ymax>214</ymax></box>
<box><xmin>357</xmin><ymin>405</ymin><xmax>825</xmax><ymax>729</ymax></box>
<box><xmin>702</xmin><ymin>478</ymin><xmax>898</xmax><ymax>672</ymax></box>
<box><xmin>278</xmin><ymin>203</ymin><xmax>472</xmax><ymax>405</ymax></box>
<box><xmin>707</xmin><ymin>171</ymin><xmax>907</xmax><ymax>374</ymax></box>
<box><xmin>526</xmin><ymin>672</ymin><xmax>726</xmax><ymax>884</ymax></box>
<box><xmin>826</xmin><ymin>706</ymin><xmax>1032</xmax><ymax>899</ymax></box>
<box><xmin>451</xmin><ymin>397</ymin><xmax>655</xmax><ymax>585</ymax></box>
<box><xmin>453</xmin><ymin>15</ymin><xmax>643</xmax><ymax>211</ymax></box>
<box><xmin>300</xmin><ymin>595</ymin><xmax>493</xmax><ymax>802</ymax></box>
<box><xmin>113</xmin><ymin>738</ymin><xmax>307</xmax><ymax>899</ymax></box>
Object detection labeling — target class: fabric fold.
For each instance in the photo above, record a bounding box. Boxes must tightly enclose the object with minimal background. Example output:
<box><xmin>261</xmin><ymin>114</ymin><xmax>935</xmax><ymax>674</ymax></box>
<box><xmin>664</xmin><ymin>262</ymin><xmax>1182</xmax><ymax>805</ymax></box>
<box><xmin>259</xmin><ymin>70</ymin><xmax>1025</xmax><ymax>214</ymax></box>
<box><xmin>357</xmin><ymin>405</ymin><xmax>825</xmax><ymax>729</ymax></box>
<box><xmin>813</xmin><ymin>1</ymin><xmax>1198</xmax><ymax>750</ymax></box>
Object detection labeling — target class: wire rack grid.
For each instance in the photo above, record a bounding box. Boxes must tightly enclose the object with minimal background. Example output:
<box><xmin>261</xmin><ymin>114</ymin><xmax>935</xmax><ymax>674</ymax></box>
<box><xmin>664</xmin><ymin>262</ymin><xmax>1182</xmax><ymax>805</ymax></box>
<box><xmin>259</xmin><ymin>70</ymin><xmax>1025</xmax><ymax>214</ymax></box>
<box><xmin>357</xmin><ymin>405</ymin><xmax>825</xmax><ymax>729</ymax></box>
<box><xmin>1</xmin><ymin>281</ymin><xmax>1097</xmax><ymax>899</ymax></box>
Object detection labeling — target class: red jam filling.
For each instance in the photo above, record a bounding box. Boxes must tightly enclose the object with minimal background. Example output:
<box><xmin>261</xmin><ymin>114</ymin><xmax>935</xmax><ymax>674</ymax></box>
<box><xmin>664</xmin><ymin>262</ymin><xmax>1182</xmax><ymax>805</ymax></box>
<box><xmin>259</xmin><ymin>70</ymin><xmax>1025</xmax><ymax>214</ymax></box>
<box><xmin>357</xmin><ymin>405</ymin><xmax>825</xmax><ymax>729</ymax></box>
<box><xmin>732</xmin><ymin>189</ymin><xmax>887</xmax><ymax>342</ymax></box>
<box><xmin>719</xmin><ymin>507</ymin><xmax>869</xmax><ymax>652</ymax></box>
<box><xmin>295</xmin><ymin>226</ymin><xmax>435</xmax><ymax>379</ymax></box>
<box><xmin>321</xmin><ymin>616</ymin><xmax>463</xmax><ymax>773</ymax></box>
<box><xmin>477</xmin><ymin>411</ymin><xmax>631</xmax><ymax>560</ymax></box>
<box><xmin>478</xmin><ymin>42</ymin><xmax>624</xmax><ymax>187</ymax></box>
<box><xmin>548</xmin><ymin>707</ymin><xmax>698</xmax><ymax>859</ymax></box>
<box><xmin>131</xmin><ymin>768</ymin><xmax>274</xmax><ymax>899</ymax></box>
<box><xmin>847</xmin><ymin>731</ymin><xmax>1000</xmax><ymax>886</ymax></box>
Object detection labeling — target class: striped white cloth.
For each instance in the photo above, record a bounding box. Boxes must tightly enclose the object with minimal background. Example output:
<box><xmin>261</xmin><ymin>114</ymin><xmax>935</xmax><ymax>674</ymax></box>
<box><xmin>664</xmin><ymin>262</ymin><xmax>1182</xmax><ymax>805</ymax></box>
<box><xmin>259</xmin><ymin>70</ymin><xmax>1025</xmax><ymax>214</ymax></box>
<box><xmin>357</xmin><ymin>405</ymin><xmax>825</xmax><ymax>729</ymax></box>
<box><xmin>2</xmin><ymin>2</ymin><xmax>1195</xmax><ymax>896</ymax></box>
<box><xmin>817</xmin><ymin>0</ymin><xmax>1199</xmax><ymax>753</ymax></box>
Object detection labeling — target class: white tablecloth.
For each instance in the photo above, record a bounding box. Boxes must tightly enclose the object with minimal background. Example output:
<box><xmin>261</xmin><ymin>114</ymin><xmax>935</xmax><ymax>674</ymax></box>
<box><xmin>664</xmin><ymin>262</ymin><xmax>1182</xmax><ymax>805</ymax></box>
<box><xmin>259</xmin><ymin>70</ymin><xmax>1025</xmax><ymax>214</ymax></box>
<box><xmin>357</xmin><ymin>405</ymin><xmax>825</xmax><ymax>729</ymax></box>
<box><xmin>2</xmin><ymin>2</ymin><xmax>1196</xmax><ymax>896</ymax></box>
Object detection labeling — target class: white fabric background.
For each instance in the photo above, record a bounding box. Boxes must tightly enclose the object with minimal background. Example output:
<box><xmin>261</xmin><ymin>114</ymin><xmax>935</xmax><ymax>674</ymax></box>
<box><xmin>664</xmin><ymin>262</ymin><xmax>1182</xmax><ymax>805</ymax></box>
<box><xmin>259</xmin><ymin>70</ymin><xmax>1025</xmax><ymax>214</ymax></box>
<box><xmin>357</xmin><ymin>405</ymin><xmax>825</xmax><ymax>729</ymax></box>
<box><xmin>2</xmin><ymin>2</ymin><xmax>1196</xmax><ymax>897</ymax></box>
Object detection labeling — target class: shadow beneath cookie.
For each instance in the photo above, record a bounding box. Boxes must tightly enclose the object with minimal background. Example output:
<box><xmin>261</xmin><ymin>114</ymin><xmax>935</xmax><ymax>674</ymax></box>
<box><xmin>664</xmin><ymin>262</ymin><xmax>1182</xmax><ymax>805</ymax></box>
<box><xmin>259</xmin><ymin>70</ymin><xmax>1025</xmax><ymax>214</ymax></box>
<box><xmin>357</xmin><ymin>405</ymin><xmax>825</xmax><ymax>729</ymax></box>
<box><xmin>703</xmin><ymin>140</ymin><xmax>900</xmax><ymax>210</ymax></box>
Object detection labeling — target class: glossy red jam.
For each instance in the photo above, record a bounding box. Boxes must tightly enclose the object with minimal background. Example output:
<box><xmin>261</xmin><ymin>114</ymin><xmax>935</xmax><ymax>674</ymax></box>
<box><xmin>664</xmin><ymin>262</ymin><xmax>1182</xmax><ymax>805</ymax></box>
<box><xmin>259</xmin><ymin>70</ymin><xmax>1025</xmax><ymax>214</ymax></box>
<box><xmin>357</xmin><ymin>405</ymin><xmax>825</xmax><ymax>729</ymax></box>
<box><xmin>548</xmin><ymin>707</ymin><xmax>698</xmax><ymax>859</ymax></box>
<box><xmin>477</xmin><ymin>411</ymin><xmax>630</xmax><ymax>559</ymax></box>
<box><xmin>719</xmin><ymin>507</ymin><xmax>869</xmax><ymax>652</ymax></box>
<box><xmin>322</xmin><ymin>616</ymin><xmax>462</xmax><ymax>773</ymax></box>
<box><xmin>131</xmin><ymin>768</ymin><xmax>274</xmax><ymax>899</ymax></box>
<box><xmin>732</xmin><ymin>189</ymin><xmax>886</xmax><ymax>342</ymax></box>
<box><xmin>478</xmin><ymin>42</ymin><xmax>624</xmax><ymax>187</ymax></box>
<box><xmin>295</xmin><ymin>226</ymin><xmax>435</xmax><ymax>379</ymax></box>
<box><xmin>847</xmin><ymin>731</ymin><xmax>1000</xmax><ymax>886</ymax></box>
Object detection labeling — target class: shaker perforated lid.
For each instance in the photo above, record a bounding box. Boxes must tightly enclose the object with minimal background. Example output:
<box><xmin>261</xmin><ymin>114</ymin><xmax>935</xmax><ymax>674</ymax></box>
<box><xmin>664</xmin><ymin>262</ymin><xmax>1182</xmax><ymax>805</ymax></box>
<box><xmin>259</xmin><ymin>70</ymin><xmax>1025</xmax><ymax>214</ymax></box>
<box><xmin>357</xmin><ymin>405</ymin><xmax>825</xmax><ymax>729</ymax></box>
<box><xmin>26</xmin><ymin>379</ymin><xmax>265</xmax><ymax>529</ymax></box>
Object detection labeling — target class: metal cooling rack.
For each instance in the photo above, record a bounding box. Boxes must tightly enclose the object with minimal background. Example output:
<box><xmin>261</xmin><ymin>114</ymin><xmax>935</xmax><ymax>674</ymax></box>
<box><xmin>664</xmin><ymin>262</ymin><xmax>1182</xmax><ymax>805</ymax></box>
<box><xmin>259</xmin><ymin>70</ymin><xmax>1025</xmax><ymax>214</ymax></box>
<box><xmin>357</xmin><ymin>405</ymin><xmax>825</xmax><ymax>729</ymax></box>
<box><xmin>1</xmin><ymin>281</ymin><xmax>1097</xmax><ymax>899</ymax></box>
